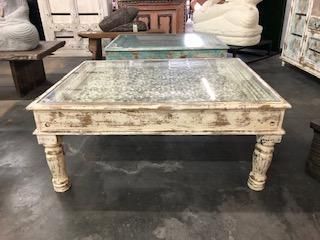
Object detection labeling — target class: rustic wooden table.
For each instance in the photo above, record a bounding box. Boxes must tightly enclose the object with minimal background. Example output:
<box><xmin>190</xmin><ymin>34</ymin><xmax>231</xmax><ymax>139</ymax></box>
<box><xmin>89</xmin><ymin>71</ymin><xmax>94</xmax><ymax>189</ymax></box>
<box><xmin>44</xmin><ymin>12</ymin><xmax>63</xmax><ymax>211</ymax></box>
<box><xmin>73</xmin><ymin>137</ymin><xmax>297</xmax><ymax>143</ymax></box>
<box><xmin>0</xmin><ymin>41</ymin><xmax>65</xmax><ymax>96</ymax></box>
<box><xmin>78</xmin><ymin>30</ymin><xmax>164</xmax><ymax>60</ymax></box>
<box><xmin>105</xmin><ymin>33</ymin><xmax>229</xmax><ymax>60</ymax></box>
<box><xmin>27</xmin><ymin>58</ymin><xmax>291</xmax><ymax>192</ymax></box>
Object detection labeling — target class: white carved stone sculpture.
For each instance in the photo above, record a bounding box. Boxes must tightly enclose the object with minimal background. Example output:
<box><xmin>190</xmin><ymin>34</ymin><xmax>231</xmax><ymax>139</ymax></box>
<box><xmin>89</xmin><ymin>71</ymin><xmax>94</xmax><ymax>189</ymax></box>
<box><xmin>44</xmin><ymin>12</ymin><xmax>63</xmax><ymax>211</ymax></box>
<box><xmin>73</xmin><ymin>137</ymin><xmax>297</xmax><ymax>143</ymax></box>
<box><xmin>0</xmin><ymin>0</ymin><xmax>39</xmax><ymax>51</ymax></box>
<box><xmin>193</xmin><ymin>0</ymin><xmax>263</xmax><ymax>46</ymax></box>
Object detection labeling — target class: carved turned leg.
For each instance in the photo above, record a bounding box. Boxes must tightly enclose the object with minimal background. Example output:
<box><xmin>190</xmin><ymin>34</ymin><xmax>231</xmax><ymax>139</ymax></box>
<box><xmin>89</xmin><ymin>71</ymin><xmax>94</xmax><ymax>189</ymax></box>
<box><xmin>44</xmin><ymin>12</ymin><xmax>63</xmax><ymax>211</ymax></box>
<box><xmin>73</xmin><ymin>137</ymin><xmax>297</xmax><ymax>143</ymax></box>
<box><xmin>248</xmin><ymin>135</ymin><xmax>282</xmax><ymax>191</ymax></box>
<box><xmin>37</xmin><ymin>135</ymin><xmax>71</xmax><ymax>192</ymax></box>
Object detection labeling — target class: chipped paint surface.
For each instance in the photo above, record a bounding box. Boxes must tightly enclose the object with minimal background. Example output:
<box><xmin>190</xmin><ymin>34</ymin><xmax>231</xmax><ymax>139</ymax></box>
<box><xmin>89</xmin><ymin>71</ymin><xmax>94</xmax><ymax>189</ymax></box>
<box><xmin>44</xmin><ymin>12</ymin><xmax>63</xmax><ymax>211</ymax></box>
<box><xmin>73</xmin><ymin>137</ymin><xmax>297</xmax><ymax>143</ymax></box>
<box><xmin>27</xmin><ymin>58</ymin><xmax>290</xmax><ymax>192</ymax></box>
<box><xmin>34</xmin><ymin>109</ymin><xmax>284</xmax><ymax>133</ymax></box>
<box><xmin>104</xmin><ymin>33</ymin><xmax>228</xmax><ymax>59</ymax></box>
<box><xmin>105</xmin><ymin>50</ymin><xmax>227</xmax><ymax>60</ymax></box>
<box><xmin>281</xmin><ymin>0</ymin><xmax>320</xmax><ymax>78</ymax></box>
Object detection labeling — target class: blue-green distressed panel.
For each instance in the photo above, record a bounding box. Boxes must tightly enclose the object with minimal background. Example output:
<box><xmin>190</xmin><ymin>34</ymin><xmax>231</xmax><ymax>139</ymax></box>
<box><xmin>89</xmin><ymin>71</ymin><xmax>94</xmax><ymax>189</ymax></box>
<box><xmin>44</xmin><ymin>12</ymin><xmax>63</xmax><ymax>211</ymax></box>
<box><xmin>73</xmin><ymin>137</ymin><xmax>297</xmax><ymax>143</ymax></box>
<box><xmin>106</xmin><ymin>50</ymin><xmax>227</xmax><ymax>60</ymax></box>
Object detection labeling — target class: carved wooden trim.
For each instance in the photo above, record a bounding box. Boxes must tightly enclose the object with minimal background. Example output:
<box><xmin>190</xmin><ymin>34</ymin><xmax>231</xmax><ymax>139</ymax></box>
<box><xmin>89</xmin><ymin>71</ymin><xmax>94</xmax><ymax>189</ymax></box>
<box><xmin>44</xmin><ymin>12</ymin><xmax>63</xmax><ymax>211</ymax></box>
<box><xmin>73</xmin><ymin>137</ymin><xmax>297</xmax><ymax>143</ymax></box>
<box><xmin>247</xmin><ymin>135</ymin><xmax>282</xmax><ymax>191</ymax></box>
<box><xmin>37</xmin><ymin>135</ymin><xmax>71</xmax><ymax>192</ymax></box>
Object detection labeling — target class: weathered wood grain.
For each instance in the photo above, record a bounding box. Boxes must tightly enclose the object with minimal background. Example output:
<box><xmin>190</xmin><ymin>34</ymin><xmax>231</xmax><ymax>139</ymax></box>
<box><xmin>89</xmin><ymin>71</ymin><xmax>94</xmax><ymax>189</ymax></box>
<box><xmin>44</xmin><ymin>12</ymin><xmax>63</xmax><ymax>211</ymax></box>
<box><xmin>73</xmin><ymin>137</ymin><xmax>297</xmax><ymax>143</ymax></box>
<box><xmin>248</xmin><ymin>135</ymin><xmax>282</xmax><ymax>191</ymax></box>
<box><xmin>281</xmin><ymin>0</ymin><xmax>320</xmax><ymax>78</ymax></box>
<box><xmin>0</xmin><ymin>41</ymin><xmax>65</xmax><ymax>61</ymax></box>
<box><xmin>33</xmin><ymin>109</ymin><xmax>285</xmax><ymax>134</ymax></box>
<box><xmin>37</xmin><ymin>135</ymin><xmax>71</xmax><ymax>192</ymax></box>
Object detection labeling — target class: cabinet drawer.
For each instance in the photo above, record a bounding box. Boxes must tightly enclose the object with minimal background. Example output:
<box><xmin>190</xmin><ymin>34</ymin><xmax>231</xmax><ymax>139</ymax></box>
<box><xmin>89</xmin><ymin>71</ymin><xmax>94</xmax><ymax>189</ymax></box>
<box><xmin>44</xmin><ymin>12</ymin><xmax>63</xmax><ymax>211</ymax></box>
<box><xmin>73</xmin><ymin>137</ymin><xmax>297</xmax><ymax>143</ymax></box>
<box><xmin>291</xmin><ymin>15</ymin><xmax>307</xmax><ymax>35</ymax></box>
<box><xmin>296</xmin><ymin>0</ymin><xmax>309</xmax><ymax>14</ymax></box>
<box><xmin>309</xmin><ymin>37</ymin><xmax>320</xmax><ymax>51</ymax></box>
<box><xmin>304</xmin><ymin>37</ymin><xmax>320</xmax><ymax>66</ymax></box>
<box><xmin>283</xmin><ymin>34</ymin><xmax>303</xmax><ymax>60</ymax></box>
<box><xmin>309</xmin><ymin>17</ymin><xmax>320</xmax><ymax>32</ymax></box>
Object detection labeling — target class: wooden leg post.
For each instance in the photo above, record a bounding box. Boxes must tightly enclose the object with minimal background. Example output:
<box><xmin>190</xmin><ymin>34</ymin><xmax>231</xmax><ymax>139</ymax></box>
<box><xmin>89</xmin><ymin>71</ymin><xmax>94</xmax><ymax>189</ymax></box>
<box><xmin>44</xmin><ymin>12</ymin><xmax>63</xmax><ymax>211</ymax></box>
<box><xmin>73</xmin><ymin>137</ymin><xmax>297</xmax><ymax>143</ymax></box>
<box><xmin>37</xmin><ymin>135</ymin><xmax>71</xmax><ymax>192</ymax></box>
<box><xmin>248</xmin><ymin>135</ymin><xmax>282</xmax><ymax>191</ymax></box>
<box><xmin>88</xmin><ymin>38</ymin><xmax>102</xmax><ymax>60</ymax></box>
<box><xmin>10</xmin><ymin>60</ymin><xmax>46</xmax><ymax>96</ymax></box>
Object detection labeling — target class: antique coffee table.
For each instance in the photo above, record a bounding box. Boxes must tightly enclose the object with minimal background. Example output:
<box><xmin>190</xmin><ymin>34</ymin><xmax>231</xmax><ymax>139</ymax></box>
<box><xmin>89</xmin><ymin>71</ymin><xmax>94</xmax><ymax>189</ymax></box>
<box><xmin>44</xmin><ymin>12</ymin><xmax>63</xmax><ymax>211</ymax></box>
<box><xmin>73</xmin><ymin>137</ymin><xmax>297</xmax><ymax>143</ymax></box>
<box><xmin>104</xmin><ymin>33</ymin><xmax>229</xmax><ymax>60</ymax></box>
<box><xmin>27</xmin><ymin>58</ymin><xmax>291</xmax><ymax>192</ymax></box>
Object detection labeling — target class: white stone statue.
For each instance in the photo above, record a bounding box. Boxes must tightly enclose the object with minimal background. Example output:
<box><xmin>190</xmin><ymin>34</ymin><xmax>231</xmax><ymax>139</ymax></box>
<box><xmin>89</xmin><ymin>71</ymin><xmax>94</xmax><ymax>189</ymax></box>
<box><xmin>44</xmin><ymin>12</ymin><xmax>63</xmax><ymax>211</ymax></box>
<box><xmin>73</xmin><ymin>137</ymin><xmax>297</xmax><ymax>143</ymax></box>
<box><xmin>193</xmin><ymin>0</ymin><xmax>263</xmax><ymax>46</ymax></box>
<box><xmin>0</xmin><ymin>0</ymin><xmax>39</xmax><ymax>51</ymax></box>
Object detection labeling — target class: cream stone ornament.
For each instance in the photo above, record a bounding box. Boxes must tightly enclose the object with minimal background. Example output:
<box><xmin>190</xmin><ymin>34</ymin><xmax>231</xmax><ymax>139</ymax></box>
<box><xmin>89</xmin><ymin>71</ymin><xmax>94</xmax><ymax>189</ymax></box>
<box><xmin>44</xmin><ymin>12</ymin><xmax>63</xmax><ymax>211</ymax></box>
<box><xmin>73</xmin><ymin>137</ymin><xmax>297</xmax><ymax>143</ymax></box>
<box><xmin>193</xmin><ymin>0</ymin><xmax>263</xmax><ymax>46</ymax></box>
<box><xmin>0</xmin><ymin>0</ymin><xmax>39</xmax><ymax>51</ymax></box>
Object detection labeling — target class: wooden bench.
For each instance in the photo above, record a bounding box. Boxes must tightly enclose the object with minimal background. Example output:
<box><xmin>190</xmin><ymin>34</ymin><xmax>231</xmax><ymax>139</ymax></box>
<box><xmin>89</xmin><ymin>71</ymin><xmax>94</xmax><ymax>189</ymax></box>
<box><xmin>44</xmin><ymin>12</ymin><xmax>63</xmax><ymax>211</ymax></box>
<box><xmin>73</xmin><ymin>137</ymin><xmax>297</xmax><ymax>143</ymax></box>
<box><xmin>78</xmin><ymin>30</ymin><xmax>164</xmax><ymax>60</ymax></box>
<box><xmin>0</xmin><ymin>41</ymin><xmax>65</xmax><ymax>96</ymax></box>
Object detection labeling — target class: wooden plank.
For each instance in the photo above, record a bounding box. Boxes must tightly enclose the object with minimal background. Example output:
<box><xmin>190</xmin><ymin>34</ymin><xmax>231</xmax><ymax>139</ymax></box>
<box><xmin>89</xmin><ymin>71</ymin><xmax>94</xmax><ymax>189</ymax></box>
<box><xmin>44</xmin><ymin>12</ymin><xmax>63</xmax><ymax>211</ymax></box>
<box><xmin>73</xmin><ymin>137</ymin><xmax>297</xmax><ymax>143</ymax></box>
<box><xmin>33</xmin><ymin>109</ymin><xmax>285</xmax><ymax>134</ymax></box>
<box><xmin>88</xmin><ymin>38</ymin><xmax>103</xmax><ymax>60</ymax></box>
<box><xmin>0</xmin><ymin>41</ymin><xmax>66</xmax><ymax>61</ymax></box>
<box><xmin>78</xmin><ymin>30</ymin><xmax>164</xmax><ymax>39</ymax></box>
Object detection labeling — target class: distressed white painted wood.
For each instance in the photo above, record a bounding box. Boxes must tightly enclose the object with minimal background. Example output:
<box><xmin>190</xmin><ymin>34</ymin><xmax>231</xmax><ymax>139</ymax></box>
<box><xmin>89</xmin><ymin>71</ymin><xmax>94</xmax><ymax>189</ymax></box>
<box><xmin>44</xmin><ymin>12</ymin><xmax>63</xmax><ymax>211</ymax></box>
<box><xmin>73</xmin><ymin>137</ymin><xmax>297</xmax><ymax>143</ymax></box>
<box><xmin>37</xmin><ymin>0</ymin><xmax>111</xmax><ymax>56</ymax></box>
<box><xmin>248</xmin><ymin>135</ymin><xmax>282</xmax><ymax>191</ymax></box>
<box><xmin>37</xmin><ymin>135</ymin><xmax>71</xmax><ymax>192</ymax></box>
<box><xmin>281</xmin><ymin>0</ymin><xmax>320</xmax><ymax>78</ymax></box>
<box><xmin>27</xmin><ymin>58</ymin><xmax>291</xmax><ymax>192</ymax></box>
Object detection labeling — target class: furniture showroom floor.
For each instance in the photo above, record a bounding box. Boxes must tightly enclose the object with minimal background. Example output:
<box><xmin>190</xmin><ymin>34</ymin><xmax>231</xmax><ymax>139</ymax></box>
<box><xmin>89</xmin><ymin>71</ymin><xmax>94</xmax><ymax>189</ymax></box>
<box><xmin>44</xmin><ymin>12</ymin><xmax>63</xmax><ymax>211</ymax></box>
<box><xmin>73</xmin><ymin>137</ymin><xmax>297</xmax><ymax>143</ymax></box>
<box><xmin>0</xmin><ymin>55</ymin><xmax>320</xmax><ymax>240</ymax></box>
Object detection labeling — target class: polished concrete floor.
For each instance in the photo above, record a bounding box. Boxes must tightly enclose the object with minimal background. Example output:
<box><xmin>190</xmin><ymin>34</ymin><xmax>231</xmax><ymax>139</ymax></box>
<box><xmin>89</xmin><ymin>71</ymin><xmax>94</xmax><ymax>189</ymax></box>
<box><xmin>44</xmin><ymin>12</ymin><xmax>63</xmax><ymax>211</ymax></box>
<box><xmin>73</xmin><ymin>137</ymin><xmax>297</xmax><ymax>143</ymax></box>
<box><xmin>0</xmin><ymin>56</ymin><xmax>320</xmax><ymax>240</ymax></box>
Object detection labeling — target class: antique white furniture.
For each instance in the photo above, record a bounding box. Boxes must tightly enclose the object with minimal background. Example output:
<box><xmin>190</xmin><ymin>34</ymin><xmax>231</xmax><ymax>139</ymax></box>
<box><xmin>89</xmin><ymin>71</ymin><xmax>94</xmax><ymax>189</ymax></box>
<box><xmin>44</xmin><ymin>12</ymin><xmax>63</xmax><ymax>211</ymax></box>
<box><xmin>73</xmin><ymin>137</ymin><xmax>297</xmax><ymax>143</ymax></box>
<box><xmin>281</xmin><ymin>0</ymin><xmax>320</xmax><ymax>78</ymax></box>
<box><xmin>27</xmin><ymin>58</ymin><xmax>291</xmax><ymax>192</ymax></box>
<box><xmin>37</xmin><ymin>0</ymin><xmax>111</xmax><ymax>56</ymax></box>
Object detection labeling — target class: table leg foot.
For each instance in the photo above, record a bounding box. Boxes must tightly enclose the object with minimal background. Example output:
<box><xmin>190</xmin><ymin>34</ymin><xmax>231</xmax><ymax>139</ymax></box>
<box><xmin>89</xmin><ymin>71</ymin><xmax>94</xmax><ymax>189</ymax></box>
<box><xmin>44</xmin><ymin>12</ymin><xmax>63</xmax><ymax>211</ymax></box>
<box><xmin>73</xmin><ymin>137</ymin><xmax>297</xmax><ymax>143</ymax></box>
<box><xmin>38</xmin><ymin>135</ymin><xmax>71</xmax><ymax>192</ymax></box>
<box><xmin>248</xmin><ymin>135</ymin><xmax>282</xmax><ymax>191</ymax></box>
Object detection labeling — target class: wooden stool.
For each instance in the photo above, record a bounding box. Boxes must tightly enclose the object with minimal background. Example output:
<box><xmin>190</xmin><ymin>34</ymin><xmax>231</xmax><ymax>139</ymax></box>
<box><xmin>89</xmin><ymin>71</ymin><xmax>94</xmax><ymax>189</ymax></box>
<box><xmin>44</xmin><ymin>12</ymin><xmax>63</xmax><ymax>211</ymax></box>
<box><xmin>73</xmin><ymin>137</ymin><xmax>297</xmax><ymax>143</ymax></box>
<box><xmin>0</xmin><ymin>41</ymin><xmax>65</xmax><ymax>96</ymax></box>
<box><xmin>306</xmin><ymin>120</ymin><xmax>320</xmax><ymax>181</ymax></box>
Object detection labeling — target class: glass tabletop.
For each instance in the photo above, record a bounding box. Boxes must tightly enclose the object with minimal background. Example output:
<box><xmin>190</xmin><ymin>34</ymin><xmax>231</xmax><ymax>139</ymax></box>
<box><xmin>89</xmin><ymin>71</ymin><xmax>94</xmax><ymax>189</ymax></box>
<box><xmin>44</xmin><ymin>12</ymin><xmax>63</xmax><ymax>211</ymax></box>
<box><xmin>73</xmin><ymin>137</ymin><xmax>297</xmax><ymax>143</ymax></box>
<box><xmin>105</xmin><ymin>33</ymin><xmax>229</xmax><ymax>51</ymax></box>
<box><xmin>39</xmin><ymin>58</ymin><xmax>282</xmax><ymax>105</ymax></box>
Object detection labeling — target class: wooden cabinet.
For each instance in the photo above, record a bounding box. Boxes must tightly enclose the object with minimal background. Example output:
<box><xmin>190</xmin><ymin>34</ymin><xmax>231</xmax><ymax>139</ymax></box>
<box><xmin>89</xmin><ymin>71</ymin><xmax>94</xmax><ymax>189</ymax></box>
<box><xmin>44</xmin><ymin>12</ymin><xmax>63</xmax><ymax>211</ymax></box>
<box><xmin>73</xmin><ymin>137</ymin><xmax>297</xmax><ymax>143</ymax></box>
<box><xmin>118</xmin><ymin>0</ymin><xmax>185</xmax><ymax>33</ymax></box>
<box><xmin>37</xmin><ymin>0</ymin><xmax>111</xmax><ymax>56</ymax></box>
<box><xmin>281</xmin><ymin>0</ymin><xmax>320</xmax><ymax>78</ymax></box>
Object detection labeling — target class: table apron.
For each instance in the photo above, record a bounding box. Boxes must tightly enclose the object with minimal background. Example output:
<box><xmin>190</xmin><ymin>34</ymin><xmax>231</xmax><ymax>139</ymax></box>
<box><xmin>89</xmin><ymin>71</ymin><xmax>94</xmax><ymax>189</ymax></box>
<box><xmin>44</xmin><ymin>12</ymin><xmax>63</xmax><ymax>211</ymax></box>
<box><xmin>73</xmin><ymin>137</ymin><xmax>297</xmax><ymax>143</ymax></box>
<box><xmin>33</xmin><ymin>108</ymin><xmax>286</xmax><ymax>134</ymax></box>
<box><xmin>105</xmin><ymin>49</ymin><xmax>228</xmax><ymax>60</ymax></box>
